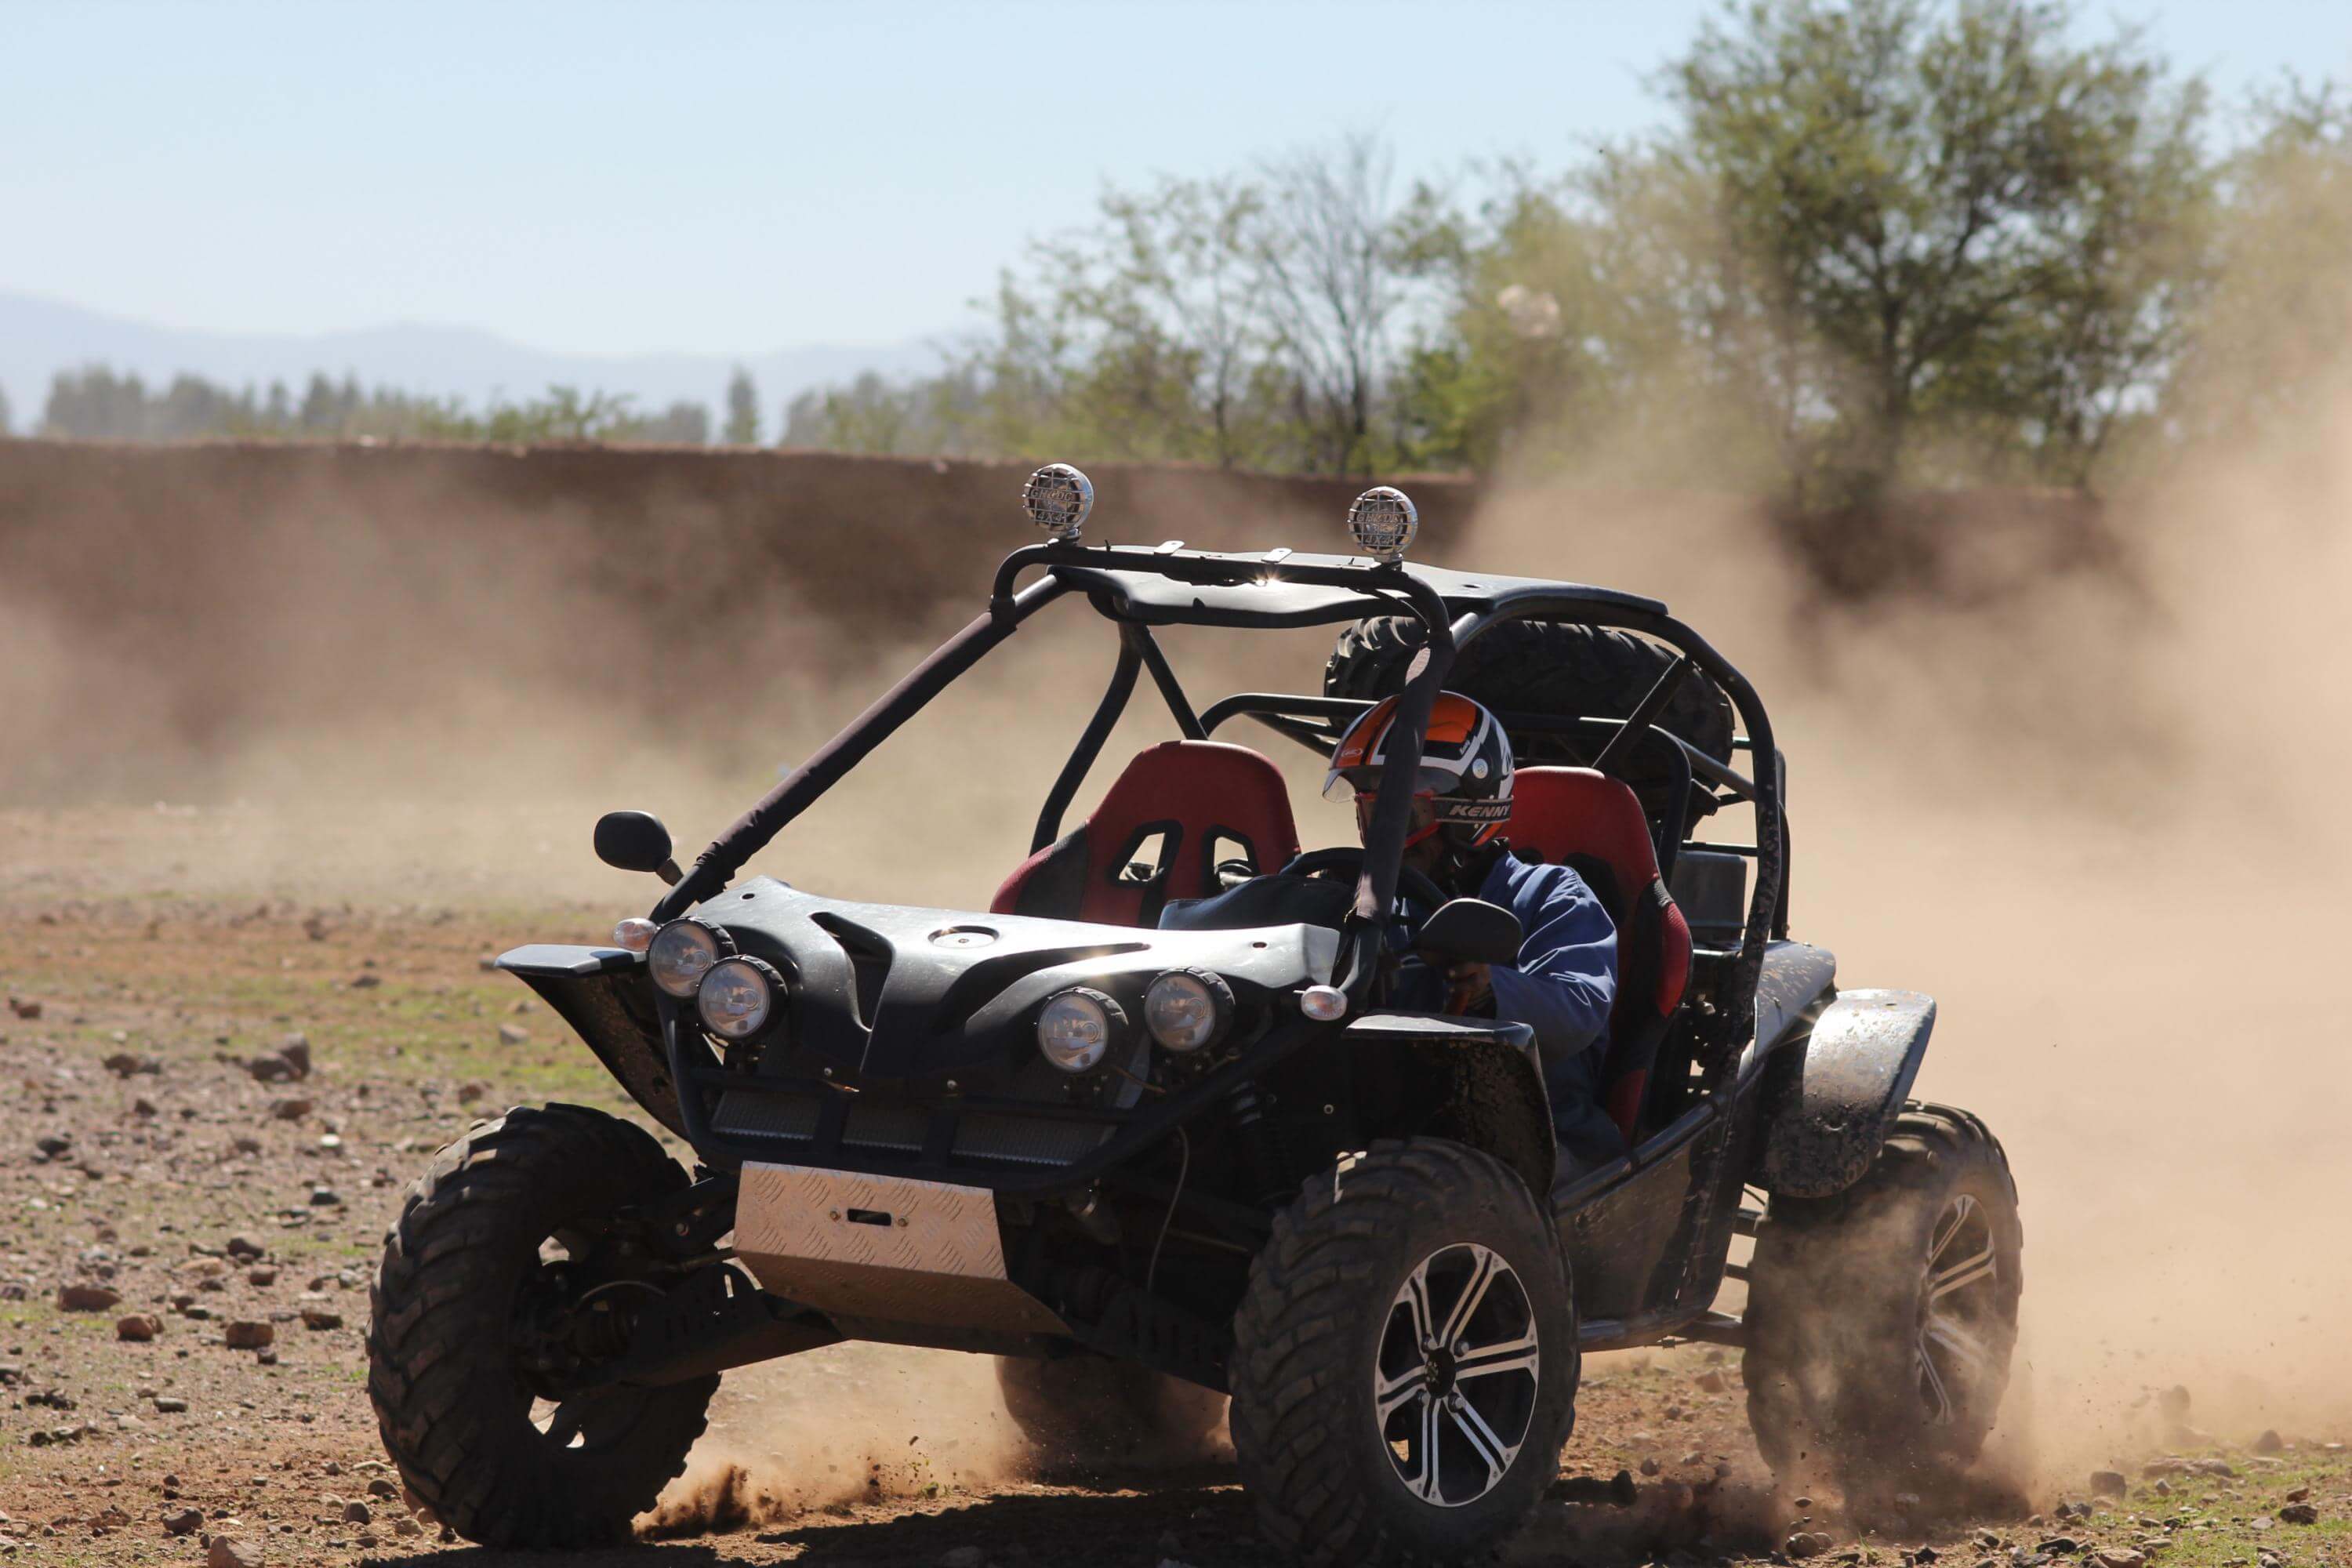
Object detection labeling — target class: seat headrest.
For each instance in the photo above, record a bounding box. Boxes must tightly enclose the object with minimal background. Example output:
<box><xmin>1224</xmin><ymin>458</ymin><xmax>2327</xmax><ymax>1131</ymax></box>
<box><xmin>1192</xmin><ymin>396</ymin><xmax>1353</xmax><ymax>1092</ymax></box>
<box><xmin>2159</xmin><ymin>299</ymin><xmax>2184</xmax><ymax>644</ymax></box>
<box><xmin>1088</xmin><ymin>741</ymin><xmax>1298</xmax><ymax>865</ymax></box>
<box><xmin>1504</xmin><ymin>767</ymin><xmax>1660</xmax><ymax>891</ymax></box>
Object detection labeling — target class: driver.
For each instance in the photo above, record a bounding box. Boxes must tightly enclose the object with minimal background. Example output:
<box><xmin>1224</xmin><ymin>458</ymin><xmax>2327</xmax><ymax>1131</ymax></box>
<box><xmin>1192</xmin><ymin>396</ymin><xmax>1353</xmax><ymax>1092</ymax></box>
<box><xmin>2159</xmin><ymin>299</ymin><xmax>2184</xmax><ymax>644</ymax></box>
<box><xmin>1327</xmin><ymin>692</ymin><xmax>1625</xmax><ymax>1184</ymax></box>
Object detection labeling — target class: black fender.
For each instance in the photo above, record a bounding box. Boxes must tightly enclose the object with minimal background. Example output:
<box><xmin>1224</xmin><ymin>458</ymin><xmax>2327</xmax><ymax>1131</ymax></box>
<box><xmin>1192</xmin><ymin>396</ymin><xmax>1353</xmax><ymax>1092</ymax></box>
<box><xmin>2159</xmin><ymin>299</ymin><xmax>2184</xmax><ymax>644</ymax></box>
<box><xmin>1751</xmin><ymin>988</ymin><xmax>1935</xmax><ymax>1198</ymax></box>
<box><xmin>1342</xmin><ymin>1012</ymin><xmax>1555</xmax><ymax>1199</ymax></box>
<box><xmin>497</xmin><ymin>945</ymin><xmax>688</xmax><ymax>1138</ymax></box>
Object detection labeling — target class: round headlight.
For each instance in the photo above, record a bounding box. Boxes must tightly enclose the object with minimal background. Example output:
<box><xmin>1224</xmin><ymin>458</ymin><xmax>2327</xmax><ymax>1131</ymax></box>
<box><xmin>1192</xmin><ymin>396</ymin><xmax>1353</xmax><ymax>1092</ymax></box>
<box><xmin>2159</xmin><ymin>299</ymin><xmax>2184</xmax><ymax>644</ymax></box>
<box><xmin>648</xmin><ymin>919</ymin><xmax>725</xmax><ymax>998</ymax></box>
<box><xmin>1036</xmin><ymin>988</ymin><xmax>1123</xmax><ymax>1074</ymax></box>
<box><xmin>698</xmin><ymin>956</ymin><xmax>779</xmax><ymax>1040</ymax></box>
<box><xmin>1144</xmin><ymin>970</ymin><xmax>1232</xmax><ymax>1053</ymax></box>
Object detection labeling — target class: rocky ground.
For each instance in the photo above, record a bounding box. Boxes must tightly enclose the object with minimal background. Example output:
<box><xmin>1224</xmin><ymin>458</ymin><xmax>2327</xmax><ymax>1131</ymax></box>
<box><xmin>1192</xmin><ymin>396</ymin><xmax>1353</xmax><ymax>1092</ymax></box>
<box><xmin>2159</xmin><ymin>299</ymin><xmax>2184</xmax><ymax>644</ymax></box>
<box><xmin>2</xmin><ymin>837</ymin><xmax>2345</xmax><ymax>1567</ymax></box>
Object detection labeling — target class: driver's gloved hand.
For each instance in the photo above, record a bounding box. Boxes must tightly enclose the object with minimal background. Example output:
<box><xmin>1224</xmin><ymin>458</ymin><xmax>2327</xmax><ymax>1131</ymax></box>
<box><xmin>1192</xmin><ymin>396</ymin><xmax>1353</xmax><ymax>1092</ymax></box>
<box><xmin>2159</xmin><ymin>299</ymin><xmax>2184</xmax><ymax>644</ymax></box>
<box><xmin>1443</xmin><ymin>961</ymin><xmax>1495</xmax><ymax>1017</ymax></box>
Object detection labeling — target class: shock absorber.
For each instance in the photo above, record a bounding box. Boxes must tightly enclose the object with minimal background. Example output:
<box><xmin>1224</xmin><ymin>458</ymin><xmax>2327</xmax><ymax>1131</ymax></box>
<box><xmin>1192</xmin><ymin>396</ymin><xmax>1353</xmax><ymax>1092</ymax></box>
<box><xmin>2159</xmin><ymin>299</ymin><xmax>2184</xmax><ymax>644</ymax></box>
<box><xmin>1228</xmin><ymin>1083</ymin><xmax>1295</xmax><ymax>1206</ymax></box>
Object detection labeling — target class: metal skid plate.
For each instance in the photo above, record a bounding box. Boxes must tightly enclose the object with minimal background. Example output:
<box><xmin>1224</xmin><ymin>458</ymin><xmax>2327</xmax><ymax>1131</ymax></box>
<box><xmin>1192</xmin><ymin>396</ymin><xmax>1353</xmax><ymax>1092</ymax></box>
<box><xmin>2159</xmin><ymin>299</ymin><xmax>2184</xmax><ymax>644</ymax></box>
<box><xmin>733</xmin><ymin>1162</ymin><xmax>1065</xmax><ymax>1336</ymax></box>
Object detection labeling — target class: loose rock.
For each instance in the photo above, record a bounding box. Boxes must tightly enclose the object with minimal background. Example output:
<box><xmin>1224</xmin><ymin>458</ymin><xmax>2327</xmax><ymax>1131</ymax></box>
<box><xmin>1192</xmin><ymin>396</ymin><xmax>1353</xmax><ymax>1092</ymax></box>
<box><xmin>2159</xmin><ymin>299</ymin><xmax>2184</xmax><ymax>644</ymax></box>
<box><xmin>301</xmin><ymin>1306</ymin><xmax>343</xmax><ymax>1330</ymax></box>
<box><xmin>162</xmin><ymin>1507</ymin><xmax>203</xmax><ymax>1535</ymax></box>
<box><xmin>206</xmin><ymin>1533</ymin><xmax>259</xmax><ymax>1568</ymax></box>
<box><xmin>2278</xmin><ymin>1504</ymin><xmax>2318</xmax><ymax>1525</ymax></box>
<box><xmin>114</xmin><ymin>1314</ymin><xmax>162</xmax><ymax>1341</ymax></box>
<box><xmin>2091</xmin><ymin>1471</ymin><xmax>2128</xmax><ymax>1497</ymax></box>
<box><xmin>269</xmin><ymin>1098</ymin><xmax>312</xmax><ymax>1121</ymax></box>
<box><xmin>341</xmin><ymin>1501</ymin><xmax>371</xmax><ymax>1525</ymax></box>
<box><xmin>2254</xmin><ymin>1428</ymin><xmax>2284</xmax><ymax>1454</ymax></box>
<box><xmin>223</xmin><ymin>1320</ymin><xmax>275</xmax><ymax>1349</ymax></box>
<box><xmin>1788</xmin><ymin>1531</ymin><xmax>1836</xmax><ymax>1559</ymax></box>
<box><xmin>57</xmin><ymin>1283</ymin><xmax>122</xmax><ymax>1312</ymax></box>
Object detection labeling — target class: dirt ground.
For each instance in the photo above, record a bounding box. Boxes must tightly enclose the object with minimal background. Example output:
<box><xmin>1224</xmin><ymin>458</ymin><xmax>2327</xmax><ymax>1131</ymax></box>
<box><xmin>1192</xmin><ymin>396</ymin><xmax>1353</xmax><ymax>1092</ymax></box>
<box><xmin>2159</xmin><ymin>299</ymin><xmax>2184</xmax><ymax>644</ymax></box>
<box><xmin>2</xmin><ymin>811</ymin><xmax>2346</xmax><ymax>1568</ymax></box>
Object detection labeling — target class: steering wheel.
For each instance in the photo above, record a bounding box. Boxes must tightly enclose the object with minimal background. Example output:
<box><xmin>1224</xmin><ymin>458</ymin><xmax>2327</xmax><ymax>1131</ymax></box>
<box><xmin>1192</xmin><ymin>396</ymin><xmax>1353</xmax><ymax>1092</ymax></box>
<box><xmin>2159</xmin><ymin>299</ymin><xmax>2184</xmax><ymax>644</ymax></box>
<box><xmin>1279</xmin><ymin>847</ymin><xmax>1450</xmax><ymax>913</ymax></box>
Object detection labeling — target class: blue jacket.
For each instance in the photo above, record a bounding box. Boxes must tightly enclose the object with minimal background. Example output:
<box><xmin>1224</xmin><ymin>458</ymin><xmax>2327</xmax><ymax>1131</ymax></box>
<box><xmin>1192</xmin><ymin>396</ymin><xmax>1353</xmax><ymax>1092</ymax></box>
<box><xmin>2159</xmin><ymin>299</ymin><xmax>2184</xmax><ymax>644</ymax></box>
<box><xmin>1396</xmin><ymin>854</ymin><xmax>1623</xmax><ymax>1170</ymax></box>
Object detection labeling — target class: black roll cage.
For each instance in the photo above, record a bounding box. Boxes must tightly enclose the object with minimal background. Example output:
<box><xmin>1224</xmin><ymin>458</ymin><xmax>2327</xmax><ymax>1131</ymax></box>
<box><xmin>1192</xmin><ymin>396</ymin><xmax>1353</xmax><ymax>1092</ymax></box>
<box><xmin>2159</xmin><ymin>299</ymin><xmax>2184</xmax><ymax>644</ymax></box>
<box><xmin>652</xmin><ymin>537</ymin><xmax>1787</xmax><ymax>1061</ymax></box>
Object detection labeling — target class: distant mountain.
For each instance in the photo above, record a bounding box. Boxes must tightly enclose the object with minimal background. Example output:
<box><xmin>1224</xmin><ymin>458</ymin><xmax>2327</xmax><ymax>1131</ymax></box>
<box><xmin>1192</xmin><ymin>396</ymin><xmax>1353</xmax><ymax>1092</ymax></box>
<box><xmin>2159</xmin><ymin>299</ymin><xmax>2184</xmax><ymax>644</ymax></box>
<box><xmin>0</xmin><ymin>291</ymin><xmax>947</xmax><ymax>441</ymax></box>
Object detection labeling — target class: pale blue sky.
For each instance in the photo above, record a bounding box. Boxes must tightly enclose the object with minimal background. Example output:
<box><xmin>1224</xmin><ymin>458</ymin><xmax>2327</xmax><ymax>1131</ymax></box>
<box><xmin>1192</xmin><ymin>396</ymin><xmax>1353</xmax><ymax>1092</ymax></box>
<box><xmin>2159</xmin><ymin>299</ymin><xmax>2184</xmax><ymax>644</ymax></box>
<box><xmin>4</xmin><ymin>0</ymin><xmax>2347</xmax><ymax>357</ymax></box>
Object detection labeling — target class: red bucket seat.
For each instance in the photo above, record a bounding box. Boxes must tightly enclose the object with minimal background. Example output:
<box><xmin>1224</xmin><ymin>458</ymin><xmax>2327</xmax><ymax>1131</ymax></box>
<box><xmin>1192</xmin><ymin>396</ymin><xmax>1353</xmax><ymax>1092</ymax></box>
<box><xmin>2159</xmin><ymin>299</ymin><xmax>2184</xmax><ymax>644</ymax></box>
<box><xmin>1501</xmin><ymin>767</ymin><xmax>1693</xmax><ymax>1143</ymax></box>
<box><xmin>990</xmin><ymin>741</ymin><xmax>1302</xmax><ymax>927</ymax></box>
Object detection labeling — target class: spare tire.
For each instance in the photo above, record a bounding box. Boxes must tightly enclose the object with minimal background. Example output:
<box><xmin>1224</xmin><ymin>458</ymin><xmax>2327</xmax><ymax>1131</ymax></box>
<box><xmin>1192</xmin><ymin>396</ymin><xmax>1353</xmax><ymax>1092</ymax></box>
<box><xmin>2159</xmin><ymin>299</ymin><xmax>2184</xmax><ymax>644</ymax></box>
<box><xmin>1323</xmin><ymin>617</ymin><xmax>1735</xmax><ymax>808</ymax></box>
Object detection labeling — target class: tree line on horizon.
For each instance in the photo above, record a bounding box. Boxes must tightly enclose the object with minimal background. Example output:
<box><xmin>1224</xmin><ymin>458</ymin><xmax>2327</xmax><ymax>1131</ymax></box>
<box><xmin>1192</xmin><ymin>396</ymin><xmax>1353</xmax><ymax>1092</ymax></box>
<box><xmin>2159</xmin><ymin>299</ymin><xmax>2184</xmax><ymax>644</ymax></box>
<box><xmin>23</xmin><ymin>365</ymin><xmax>770</xmax><ymax>447</ymax></box>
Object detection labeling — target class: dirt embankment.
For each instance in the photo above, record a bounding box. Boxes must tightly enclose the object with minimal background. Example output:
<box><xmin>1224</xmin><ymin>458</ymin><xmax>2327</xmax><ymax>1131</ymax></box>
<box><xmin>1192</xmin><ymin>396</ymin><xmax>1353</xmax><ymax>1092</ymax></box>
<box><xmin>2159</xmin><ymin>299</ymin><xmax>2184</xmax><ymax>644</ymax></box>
<box><xmin>0</xmin><ymin>443</ymin><xmax>1465</xmax><ymax>796</ymax></box>
<box><xmin>0</xmin><ymin>440</ymin><xmax>2107</xmax><ymax>807</ymax></box>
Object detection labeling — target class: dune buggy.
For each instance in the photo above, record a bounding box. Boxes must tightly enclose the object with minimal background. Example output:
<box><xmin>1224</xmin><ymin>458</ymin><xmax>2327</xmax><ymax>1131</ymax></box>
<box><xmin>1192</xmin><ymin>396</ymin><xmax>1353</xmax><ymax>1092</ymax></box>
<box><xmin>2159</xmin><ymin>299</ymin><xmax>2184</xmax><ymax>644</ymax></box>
<box><xmin>367</xmin><ymin>470</ymin><xmax>2024</xmax><ymax>1563</ymax></box>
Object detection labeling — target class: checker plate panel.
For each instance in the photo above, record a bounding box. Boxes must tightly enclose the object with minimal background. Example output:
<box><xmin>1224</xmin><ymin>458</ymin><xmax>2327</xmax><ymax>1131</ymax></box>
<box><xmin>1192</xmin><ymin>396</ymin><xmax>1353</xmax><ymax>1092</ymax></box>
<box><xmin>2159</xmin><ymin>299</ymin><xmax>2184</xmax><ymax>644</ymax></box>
<box><xmin>734</xmin><ymin>1161</ymin><xmax>1065</xmax><ymax>1335</ymax></box>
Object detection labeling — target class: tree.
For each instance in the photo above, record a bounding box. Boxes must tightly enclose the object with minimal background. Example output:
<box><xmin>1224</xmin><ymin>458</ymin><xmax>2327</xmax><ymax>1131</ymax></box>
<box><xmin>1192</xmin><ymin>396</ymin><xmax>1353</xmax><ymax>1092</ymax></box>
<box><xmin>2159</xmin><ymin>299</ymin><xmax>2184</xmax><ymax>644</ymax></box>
<box><xmin>723</xmin><ymin>366</ymin><xmax>760</xmax><ymax>445</ymax></box>
<box><xmin>298</xmin><ymin>372</ymin><xmax>340</xmax><ymax>433</ymax></box>
<box><xmin>1091</xmin><ymin>176</ymin><xmax>1274</xmax><ymax>467</ymax></box>
<box><xmin>2161</xmin><ymin>80</ymin><xmax>2352</xmax><ymax>445</ymax></box>
<box><xmin>1648</xmin><ymin>0</ymin><xmax>2211</xmax><ymax>499</ymax></box>
<box><xmin>0</xmin><ymin>383</ymin><xmax>12</xmax><ymax>437</ymax></box>
<box><xmin>1252</xmin><ymin>134</ymin><xmax>1418</xmax><ymax>475</ymax></box>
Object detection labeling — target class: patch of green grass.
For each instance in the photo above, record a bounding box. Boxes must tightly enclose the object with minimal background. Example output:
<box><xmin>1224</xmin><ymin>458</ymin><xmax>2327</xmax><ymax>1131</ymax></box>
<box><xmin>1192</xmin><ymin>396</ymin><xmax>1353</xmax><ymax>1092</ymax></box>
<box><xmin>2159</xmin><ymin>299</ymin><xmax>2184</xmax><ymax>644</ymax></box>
<box><xmin>2084</xmin><ymin>1450</ymin><xmax>2349</xmax><ymax>1568</ymax></box>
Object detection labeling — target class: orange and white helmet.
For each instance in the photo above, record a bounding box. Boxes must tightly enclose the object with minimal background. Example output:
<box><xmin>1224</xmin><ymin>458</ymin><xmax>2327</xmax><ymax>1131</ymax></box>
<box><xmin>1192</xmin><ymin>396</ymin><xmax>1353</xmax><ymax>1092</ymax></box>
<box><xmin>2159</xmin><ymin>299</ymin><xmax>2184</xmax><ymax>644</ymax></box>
<box><xmin>1324</xmin><ymin>691</ymin><xmax>1515</xmax><ymax>844</ymax></box>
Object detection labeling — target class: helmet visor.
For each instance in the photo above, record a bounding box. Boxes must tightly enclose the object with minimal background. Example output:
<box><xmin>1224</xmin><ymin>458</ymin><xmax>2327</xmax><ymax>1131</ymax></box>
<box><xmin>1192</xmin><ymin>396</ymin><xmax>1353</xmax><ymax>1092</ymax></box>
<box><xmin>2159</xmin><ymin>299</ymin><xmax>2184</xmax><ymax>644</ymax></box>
<box><xmin>1323</xmin><ymin>764</ymin><xmax>1464</xmax><ymax>804</ymax></box>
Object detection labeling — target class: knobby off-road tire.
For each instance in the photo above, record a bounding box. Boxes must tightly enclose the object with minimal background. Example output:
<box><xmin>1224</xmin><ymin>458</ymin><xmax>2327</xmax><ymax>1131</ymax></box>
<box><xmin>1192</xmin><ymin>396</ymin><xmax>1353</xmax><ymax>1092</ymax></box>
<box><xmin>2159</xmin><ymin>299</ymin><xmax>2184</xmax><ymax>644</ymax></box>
<box><xmin>367</xmin><ymin>1103</ymin><xmax>718</xmax><ymax>1548</ymax></box>
<box><xmin>1325</xmin><ymin>617</ymin><xmax>1737</xmax><ymax>770</ymax></box>
<box><xmin>1229</xmin><ymin>1138</ymin><xmax>1577</xmax><ymax>1567</ymax></box>
<box><xmin>1742</xmin><ymin>1102</ymin><xmax>2024</xmax><ymax>1500</ymax></box>
<box><xmin>993</xmin><ymin>1354</ymin><xmax>1229</xmax><ymax>1464</ymax></box>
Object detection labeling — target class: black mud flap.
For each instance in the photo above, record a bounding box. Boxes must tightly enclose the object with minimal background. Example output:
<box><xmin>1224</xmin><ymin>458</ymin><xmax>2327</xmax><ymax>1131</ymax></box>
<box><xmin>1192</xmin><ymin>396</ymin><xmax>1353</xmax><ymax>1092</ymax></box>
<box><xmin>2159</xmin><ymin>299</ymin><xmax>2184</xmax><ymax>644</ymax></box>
<box><xmin>1343</xmin><ymin>1013</ymin><xmax>1556</xmax><ymax>1200</ymax></box>
<box><xmin>1751</xmin><ymin>988</ymin><xmax>1935</xmax><ymax>1197</ymax></box>
<box><xmin>497</xmin><ymin>945</ymin><xmax>686</xmax><ymax>1139</ymax></box>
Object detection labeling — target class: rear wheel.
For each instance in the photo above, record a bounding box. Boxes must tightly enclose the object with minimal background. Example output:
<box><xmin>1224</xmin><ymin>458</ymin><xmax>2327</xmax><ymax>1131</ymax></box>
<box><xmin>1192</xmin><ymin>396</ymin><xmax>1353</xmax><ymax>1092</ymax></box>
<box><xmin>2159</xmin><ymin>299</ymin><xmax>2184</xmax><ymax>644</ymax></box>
<box><xmin>367</xmin><ymin>1104</ymin><xmax>717</xmax><ymax>1548</ymax></box>
<box><xmin>1230</xmin><ymin>1139</ymin><xmax>1576</xmax><ymax>1566</ymax></box>
<box><xmin>993</xmin><ymin>1354</ymin><xmax>1227</xmax><ymax>1463</ymax></box>
<box><xmin>1742</xmin><ymin>1102</ymin><xmax>2023</xmax><ymax>1499</ymax></box>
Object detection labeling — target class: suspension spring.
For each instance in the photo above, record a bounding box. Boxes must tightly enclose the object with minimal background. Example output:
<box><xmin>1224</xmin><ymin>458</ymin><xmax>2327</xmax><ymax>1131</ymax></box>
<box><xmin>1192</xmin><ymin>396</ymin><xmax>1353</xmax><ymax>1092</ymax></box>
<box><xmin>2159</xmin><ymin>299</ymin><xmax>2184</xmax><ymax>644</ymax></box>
<box><xmin>1228</xmin><ymin>1084</ymin><xmax>1295</xmax><ymax>1206</ymax></box>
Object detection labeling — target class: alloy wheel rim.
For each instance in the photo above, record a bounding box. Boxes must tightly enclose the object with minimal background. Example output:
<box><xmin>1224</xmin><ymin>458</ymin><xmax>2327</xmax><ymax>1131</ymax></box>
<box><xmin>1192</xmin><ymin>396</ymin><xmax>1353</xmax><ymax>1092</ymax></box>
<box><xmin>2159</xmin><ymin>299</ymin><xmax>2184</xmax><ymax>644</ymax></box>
<box><xmin>1915</xmin><ymin>1192</ymin><xmax>2002</xmax><ymax>1425</ymax></box>
<box><xmin>1373</xmin><ymin>1242</ymin><xmax>1541</xmax><ymax>1508</ymax></box>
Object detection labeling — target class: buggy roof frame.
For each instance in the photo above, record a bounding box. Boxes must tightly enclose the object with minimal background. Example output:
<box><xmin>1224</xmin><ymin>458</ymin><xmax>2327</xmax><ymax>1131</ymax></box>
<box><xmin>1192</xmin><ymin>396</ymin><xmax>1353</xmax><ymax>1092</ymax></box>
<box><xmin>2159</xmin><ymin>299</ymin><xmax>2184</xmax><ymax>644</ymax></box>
<box><xmin>652</xmin><ymin>537</ymin><xmax>1786</xmax><ymax>1052</ymax></box>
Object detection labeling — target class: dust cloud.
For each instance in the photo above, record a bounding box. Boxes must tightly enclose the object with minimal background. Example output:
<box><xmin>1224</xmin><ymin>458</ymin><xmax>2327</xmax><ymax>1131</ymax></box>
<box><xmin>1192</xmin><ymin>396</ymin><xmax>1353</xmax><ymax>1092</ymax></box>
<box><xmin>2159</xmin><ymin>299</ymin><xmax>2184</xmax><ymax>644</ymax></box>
<box><xmin>643</xmin><ymin>1343</ymin><xmax>1030</xmax><ymax>1534</ymax></box>
<box><xmin>1468</xmin><ymin>358</ymin><xmax>2352</xmax><ymax>1486</ymax></box>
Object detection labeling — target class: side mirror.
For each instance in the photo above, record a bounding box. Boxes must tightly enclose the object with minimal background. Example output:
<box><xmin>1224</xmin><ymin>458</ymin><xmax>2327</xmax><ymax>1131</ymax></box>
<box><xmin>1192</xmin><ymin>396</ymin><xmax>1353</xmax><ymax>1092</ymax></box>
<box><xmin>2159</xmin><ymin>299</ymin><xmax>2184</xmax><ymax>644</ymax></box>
<box><xmin>1415</xmin><ymin>898</ymin><xmax>1523</xmax><ymax>967</ymax></box>
<box><xmin>594</xmin><ymin>811</ymin><xmax>682</xmax><ymax>884</ymax></box>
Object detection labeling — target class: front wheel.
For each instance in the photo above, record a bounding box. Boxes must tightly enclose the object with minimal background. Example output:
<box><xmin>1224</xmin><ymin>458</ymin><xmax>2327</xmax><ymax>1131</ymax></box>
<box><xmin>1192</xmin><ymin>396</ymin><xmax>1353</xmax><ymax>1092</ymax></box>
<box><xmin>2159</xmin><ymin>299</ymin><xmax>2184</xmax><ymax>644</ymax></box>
<box><xmin>1230</xmin><ymin>1139</ymin><xmax>1577</xmax><ymax>1566</ymax></box>
<box><xmin>366</xmin><ymin>1104</ymin><xmax>718</xmax><ymax>1548</ymax></box>
<box><xmin>1742</xmin><ymin>1102</ymin><xmax>2024</xmax><ymax>1500</ymax></box>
